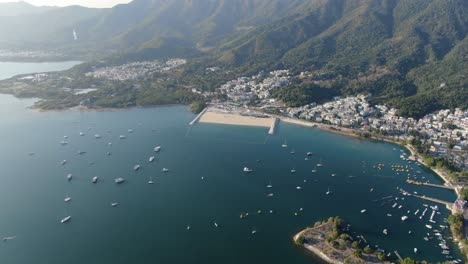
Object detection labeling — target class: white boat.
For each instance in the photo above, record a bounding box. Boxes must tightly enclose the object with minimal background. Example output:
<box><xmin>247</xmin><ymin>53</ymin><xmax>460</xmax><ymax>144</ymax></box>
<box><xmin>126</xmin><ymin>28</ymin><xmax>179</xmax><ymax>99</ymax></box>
<box><xmin>267</xmin><ymin>193</ymin><xmax>274</xmax><ymax>197</ymax></box>
<box><xmin>243</xmin><ymin>167</ymin><xmax>253</xmax><ymax>173</ymax></box>
<box><xmin>290</xmin><ymin>149</ymin><xmax>295</xmax><ymax>154</ymax></box>
<box><xmin>128</xmin><ymin>129</ymin><xmax>133</xmax><ymax>133</ymax></box>
<box><xmin>392</xmin><ymin>203</ymin><xmax>397</xmax><ymax>208</ymax></box>
<box><xmin>134</xmin><ymin>165</ymin><xmax>141</xmax><ymax>171</ymax></box>
<box><xmin>149</xmin><ymin>156</ymin><xmax>155</xmax><ymax>162</ymax></box>
<box><xmin>2</xmin><ymin>236</ymin><xmax>16</xmax><ymax>242</ymax></box>
<box><xmin>111</xmin><ymin>203</ymin><xmax>118</xmax><ymax>207</ymax></box>
<box><xmin>187</xmin><ymin>225</ymin><xmax>191</xmax><ymax>230</ymax></box>
<box><xmin>331</xmin><ymin>173</ymin><xmax>336</xmax><ymax>177</ymax></box>
<box><xmin>119</xmin><ymin>135</ymin><xmax>126</xmax><ymax>139</ymax></box>
<box><xmin>251</xmin><ymin>230</ymin><xmax>257</xmax><ymax>234</ymax></box>
<box><xmin>61</xmin><ymin>216</ymin><xmax>71</xmax><ymax>223</ymax></box>
<box><xmin>162</xmin><ymin>168</ymin><xmax>169</xmax><ymax>172</ymax></box>
<box><xmin>148</xmin><ymin>177</ymin><xmax>154</xmax><ymax>184</ymax></box>
<box><xmin>214</xmin><ymin>222</ymin><xmax>219</xmax><ymax>228</ymax></box>
<box><xmin>317</xmin><ymin>159</ymin><xmax>324</xmax><ymax>167</ymax></box>
<box><xmin>360</xmin><ymin>209</ymin><xmax>367</xmax><ymax>213</ymax></box>
<box><xmin>115</xmin><ymin>178</ymin><xmax>125</xmax><ymax>184</ymax></box>
<box><xmin>387</xmin><ymin>214</ymin><xmax>392</xmax><ymax>216</ymax></box>
<box><xmin>79</xmin><ymin>132</ymin><xmax>85</xmax><ymax>136</ymax></box>
<box><xmin>281</xmin><ymin>140</ymin><xmax>287</xmax><ymax>148</ymax></box>
<box><xmin>64</xmin><ymin>197</ymin><xmax>72</xmax><ymax>202</ymax></box>
<box><xmin>290</xmin><ymin>169</ymin><xmax>296</xmax><ymax>173</ymax></box>
<box><xmin>67</xmin><ymin>174</ymin><xmax>72</xmax><ymax>181</ymax></box>
<box><xmin>306</xmin><ymin>152</ymin><xmax>313</xmax><ymax>156</ymax></box>
<box><xmin>414</xmin><ymin>248</ymin><xmax>418</xmax><ymax>253</ymax></box>
<box><xmin>61</xmin><ymin>160</ymin><xmax>67</xmax><ymax>165</ymax></box>
<box><xmin>154</xmin><ymin>146</ymin><xmax>161</xmax><ymax>152</ymax></box>
<box><xmin>311</xmin><ymin>166</ymin><xmax>317</xmax><ymax>173</ymax></box>
<box><xmin>401</xmin><ymin>216</ymin><xmax>408</xmax><ymax>221</ymax></box>
<box><xmin>92</xmin><ymin>176</ymin><xmax>98</xmax><ymax>183</ymax></box>
<box><xmin>266</xmin><ymin>183</ymin><xmax>273</xmax><ymax>188</ymax></box>
<box><xmin>326</xmin><ymin>187</ymin><xmax>331</xmax><ymax>195</ymax></box>
<box><xmin>296</xmin><ymin>186</ymin><xmax>302</xmax><ymax>190</ymax></box>
<box><xmin>383</xmin><ymin>229</ymin><xmax>388</xmax><ymax>235</ymax></box>
<box><xmin>60</xmin><ymin>140</ymin><xmax>68</xmax><ymax>145</ymax></box>
<box><xmin>426</xmin><ymin>224</ymin><xmax>433</xmax><ymax>229</ymax></box>
<box><xmin>94</xmin><ymin>134</ymin><xmax>102</xmax><ymax>139</ymax></box>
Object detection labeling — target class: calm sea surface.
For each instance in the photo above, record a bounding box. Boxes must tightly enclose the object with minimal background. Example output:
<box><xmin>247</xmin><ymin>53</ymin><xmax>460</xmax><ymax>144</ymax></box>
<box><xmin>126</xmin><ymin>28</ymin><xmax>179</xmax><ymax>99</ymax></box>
<box><xmin>0</xmin><ymin>61</ymin><xmax>81</xmax><ymax>80</ymax></box>
<box><xmin>0</xmin><ymin>63</ymin><xmax>462</xmax><ymax>263</ymax></box>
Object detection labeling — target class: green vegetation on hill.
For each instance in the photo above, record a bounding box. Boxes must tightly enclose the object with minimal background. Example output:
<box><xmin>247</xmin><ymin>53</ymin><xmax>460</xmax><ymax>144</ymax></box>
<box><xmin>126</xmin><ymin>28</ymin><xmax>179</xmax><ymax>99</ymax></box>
<box><xmin>0</xmin><ymin>0</ymin><xmax>465</xmax><ymax>117</ymax></box>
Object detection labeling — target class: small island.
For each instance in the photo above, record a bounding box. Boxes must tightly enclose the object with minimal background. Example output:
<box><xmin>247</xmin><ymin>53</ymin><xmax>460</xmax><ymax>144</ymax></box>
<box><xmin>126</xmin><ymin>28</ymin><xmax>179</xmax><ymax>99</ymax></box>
<box><xmin>294</xmin><ymin>217</ymin><xmax>388</xmax><ymax>264</ymax></box>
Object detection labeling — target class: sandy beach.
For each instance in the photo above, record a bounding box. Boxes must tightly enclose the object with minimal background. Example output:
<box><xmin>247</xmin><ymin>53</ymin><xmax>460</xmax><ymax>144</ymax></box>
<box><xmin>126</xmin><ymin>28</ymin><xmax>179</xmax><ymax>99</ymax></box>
<box><xmin>199</xmin><ymin>110</ymin><xmax>274</xmax><ymax>128</ymax></box>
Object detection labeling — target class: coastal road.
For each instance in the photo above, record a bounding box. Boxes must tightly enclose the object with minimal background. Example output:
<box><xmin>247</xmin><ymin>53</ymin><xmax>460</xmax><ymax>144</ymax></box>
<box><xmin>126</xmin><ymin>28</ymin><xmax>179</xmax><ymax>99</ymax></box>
<box><xmin>463</xmin><ymin>209</ymin><xmax>468</xmax><ymax>239</ymax></box>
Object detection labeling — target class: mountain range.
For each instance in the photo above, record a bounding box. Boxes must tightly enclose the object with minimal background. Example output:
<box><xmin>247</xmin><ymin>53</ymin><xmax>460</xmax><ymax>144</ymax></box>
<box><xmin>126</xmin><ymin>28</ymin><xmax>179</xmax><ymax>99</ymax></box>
<box><xmin>0</xmin><ymin>0</ymin><xmax>466</xmax><ymax>117</ymax></box>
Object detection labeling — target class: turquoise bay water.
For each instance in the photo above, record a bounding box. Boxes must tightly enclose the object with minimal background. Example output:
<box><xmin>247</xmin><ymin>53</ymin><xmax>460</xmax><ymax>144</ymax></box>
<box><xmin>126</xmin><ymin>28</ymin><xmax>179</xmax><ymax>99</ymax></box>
<box><xmin>0</xmin><ymin>94</ymin><xmax>461</xmax><ymax>264</ymax></box>
<box><xmin>0</xmin><ymin>61</ymin><xmax>81</xmax><ymax>80</ymax></box>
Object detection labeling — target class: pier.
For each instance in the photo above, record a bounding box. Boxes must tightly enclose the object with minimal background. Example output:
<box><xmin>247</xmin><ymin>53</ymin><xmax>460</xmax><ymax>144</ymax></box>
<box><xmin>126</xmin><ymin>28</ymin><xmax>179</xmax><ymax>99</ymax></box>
<box><xmin>268</xmin><ymin>118</ymin><xmax>278</xmax><ymax>135</ymax></box>
<box><xmin>394</xmin><ymin>251</ymin><xmax>403</xmax><ymax>261</ymax></box>
<box><xmin>189</xmin><ymin>107</ymin><xmax>207</xmax><ymax>126</ymax></box>
<box><xmin>406</xmin><ymin>179</ymin><xmax>455</xmax><ymax>191</ymax></box>
<box><xmin>412</xmin><ymin>194</ymin><xmax>453</xmax><ymax>210</ymax></box>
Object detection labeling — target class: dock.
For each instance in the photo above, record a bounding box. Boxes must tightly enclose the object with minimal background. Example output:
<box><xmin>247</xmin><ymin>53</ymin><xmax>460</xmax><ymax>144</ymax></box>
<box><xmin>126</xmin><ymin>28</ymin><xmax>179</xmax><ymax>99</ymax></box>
<box><xmin>268</xmin><ymin>118</ymin><xmax>278</xmax><ymax>135</ymax></box>
<box><xmin>412</xmin><ymin>194</ymin><xmax>453</xmax><ymax>210</ymax></box>
<box><xmin>394</xmin><ymin>251</ymin><xmax>403</xmax><ymax>261</ymax></box>
<box><xmin>189</xmin><ymin>107</ymin><xmax>207</xmax><ymax>126</ymax></box>
<box><xmin>406</xmin><ymin>179</ymin><xmax>454</xmax><ymax>191</ymax></box>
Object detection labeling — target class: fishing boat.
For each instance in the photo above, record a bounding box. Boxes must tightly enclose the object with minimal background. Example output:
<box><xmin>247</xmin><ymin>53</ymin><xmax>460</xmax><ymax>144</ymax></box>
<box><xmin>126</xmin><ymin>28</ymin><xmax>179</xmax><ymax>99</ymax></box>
<box><xmin>115</xmin><ymin>178</ymin><xmax>125</xmax><ymax>184</ymax></box>
<box><xmin>128</xmin><ymin>129</ymin><xmax>133</xmax><ymax>133</ymax></box>
<box><xmin>296</xmin><ymin>186</ymin><xmax>302</xmax><ymax>190</ymax></box>
<box><xmin>60</xmin><ymin>140</ymin><xmax>68</xmax><ymax>145</ymax></box>
<box><xmin>187</xmin><ymin>225</ymin><xmax>191</xmax><ymax>230</ymax></box>
<box><xmin>64</xmin><ymin>197</ymin><xmax>72</xmax><ymax>202</ymax></box>
<box><xmin>266</xmin><ymin>183</ymin><xmax>273</xmax><ymax>188</ymax></box>
<box><xmin>2</xmin><ymin>236</ymin><xmax>16</xmax><ymax>242</ymax></box>
<box><xmin>154</xmin><ymin>146</ymin><xmax>161</xmax><ymax>152</ymax></box>
<box><xmin>326</xmin><ymin>187</ymin><xmax>331</xmax><ymax>195</ymax></box>
<box><xmin>426</xmin><ymin>224</ymin><xmax>433</xmax><ymax>229</ymax></box>
<box><xmin>148</xmin><ymin>177</ymin><xmax>154</xmax><ymax>184</ymax></box>
<box><xmin>214</xmin><ymin>222</ymin><xmax>219</xmax><ymax>228</ymax></box>
<box><xmin>306</xmin><ymin>152</ymin><xmax>313</xmax><ymax>156</ymax></box>
<box><xmin>94</xmin><ymin>134</ymin><xmax>102</xmax><ymax>139</ymax></box>
<box><xmin>290</xmin><ymin>149</ymin><xmax>295</xmax><ymax>154</ymax></box>
<box><xmin>119</xmin><ymin>135</ymin><xmax>126</xmax><ymax>139</ymax></box>
<box><xmin>414</xmin><ymin>248</ymin><xmax>418</xmax><ymax>253</ymax></box>
<box><xmin>243</xmin><ymin>167</ymin><xmax>253</xmax><ymax>173</ymax></box>
<box><xmin>162</xmin><ymin>168</ymin><xmax>169</xmax><ymax>172</ymax></box>
<box><xmin>92</xmin><ymin>176</ymin><xmax>98</xmax><ymax>184</ymax></box>
<box><xmin>311</xmin><ymin>166</ymin><xmax>317</xmax><ymax>173</ymax></box>
<box><xmin>111</xmin><ymin>203</ymin><xmax>118</xmax><ymax>207</ymax></box>
<box><xmin>290</xmin><ymin>169</ymin><xmax>296</xmax><ymax>173</ymax></box>
<box><xmin>149</xmin><ymin>156</ymin><xmax>155</xmax><ymax>162</ymax></box>
<box><xmin>360</xmin><ymin>209</ymin><xmax>367</xmax><ymax>213</ymax></box>
<box><xmin>61</xmin><ymin>216</ymin><xmax>71</xmax><ymax>223</ymax></box>
<box><xmin>267</xmin><ymin>193</ymin><xmax>274</xmax><ymax>197</ymax></box>
<box><xmin>134</xmin><ymin>165</ymin><xmax>141</xmax><ymax>171</ymax></box>
<box><xmin>79</xmin><ymin>132</ymin><xmax>85</xmax><ymax>136</ymax></box>
<box><xmin>67</xmin><ymin>174</ymin><xmax>72</xmax><ymax>181</ymax></box>
<box><xmin>61</xmin><ymin>160</ymin><xmax>67</xmax><ymax>165</ymax></box>
<box><xmin>251</xmin><ymin>230</ymin><xmax>257</xmax><ymax>234</ymax></box>
<box><xmin>383</xmin><ymin>229</ymin><xmax>388</xmax><ymax>235</ymax></box>
<box><xmin>401</xmin><ymin>216</ymin><xmax>408</xmax><ymax>221</ymax></box>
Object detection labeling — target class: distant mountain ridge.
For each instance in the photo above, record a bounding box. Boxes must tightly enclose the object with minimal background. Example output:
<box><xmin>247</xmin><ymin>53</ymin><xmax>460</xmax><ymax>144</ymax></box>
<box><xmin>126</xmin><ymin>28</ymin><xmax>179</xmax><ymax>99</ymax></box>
<box><xmin>0</xmin><ymin>1</ymin><xmax>56</xmax><ymax>17</ymax></box>
<box><xmin>0</xmin><ymin>0</ymin><xmax>465</xmax><ymax>117</ymax></box>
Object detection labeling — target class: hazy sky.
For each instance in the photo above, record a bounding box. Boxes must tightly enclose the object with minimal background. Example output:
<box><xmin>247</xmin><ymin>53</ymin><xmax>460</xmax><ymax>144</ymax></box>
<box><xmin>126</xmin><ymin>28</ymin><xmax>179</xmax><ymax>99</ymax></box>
<box><xmin>0</xmin><ymin>0</ymin><xmax>133</xmax><ymax>8</ymax></box>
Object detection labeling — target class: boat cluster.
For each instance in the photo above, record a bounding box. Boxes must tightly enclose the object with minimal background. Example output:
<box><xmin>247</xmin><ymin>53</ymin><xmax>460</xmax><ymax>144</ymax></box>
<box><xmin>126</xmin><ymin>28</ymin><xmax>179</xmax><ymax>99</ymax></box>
<box><xmin>56</xmin><ymin>130</ymin><xmax>163</xmax><ymax>224</ymax></box>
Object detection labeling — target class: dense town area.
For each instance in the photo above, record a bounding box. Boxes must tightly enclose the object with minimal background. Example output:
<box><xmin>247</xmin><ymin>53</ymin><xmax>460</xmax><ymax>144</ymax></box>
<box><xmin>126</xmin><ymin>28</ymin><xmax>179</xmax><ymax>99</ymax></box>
<box><xmin>197</xmin><ymin>69</ymin><xmax>468</xmax><ymax>173</ymax></box>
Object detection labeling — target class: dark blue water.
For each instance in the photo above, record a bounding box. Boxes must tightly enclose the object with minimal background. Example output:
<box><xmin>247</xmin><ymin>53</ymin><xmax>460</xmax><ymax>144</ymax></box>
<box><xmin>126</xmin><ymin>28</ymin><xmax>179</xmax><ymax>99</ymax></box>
<box><xmin>0</xmin><ymin>94</ymin><xmax>460</xmax><ymax>263</ymax></box>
